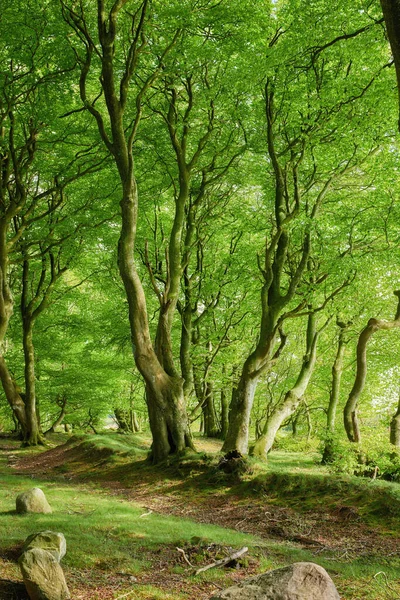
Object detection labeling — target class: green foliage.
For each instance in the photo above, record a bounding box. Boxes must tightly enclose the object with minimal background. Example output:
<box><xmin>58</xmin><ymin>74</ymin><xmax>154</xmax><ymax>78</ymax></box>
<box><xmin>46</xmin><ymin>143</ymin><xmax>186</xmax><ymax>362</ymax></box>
<box><xmin>273</xmin><ymin>433</ymin><xmax>321</xmax><ymax>454</ymax></box>
<box><xmin>324</xmin><ymin>433</ymin><xmax>400</xmax><ymax>482</ymax></box>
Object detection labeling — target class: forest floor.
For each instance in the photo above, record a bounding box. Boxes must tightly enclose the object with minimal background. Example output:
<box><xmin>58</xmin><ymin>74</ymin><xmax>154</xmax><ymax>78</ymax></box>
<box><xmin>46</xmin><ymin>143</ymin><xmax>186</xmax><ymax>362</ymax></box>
<box><xmin>0</xmin><ymin>432</ymin><xmax>399</xmax><ymax>600</ymax></box>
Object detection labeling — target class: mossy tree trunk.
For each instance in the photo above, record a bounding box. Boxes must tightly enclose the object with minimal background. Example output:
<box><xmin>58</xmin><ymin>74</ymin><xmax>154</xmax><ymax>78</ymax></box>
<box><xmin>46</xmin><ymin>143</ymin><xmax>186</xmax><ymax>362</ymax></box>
<box><xmin>251</xmin><ymin>309</ymin><xmax>321</xmax><ymax>459</ymax></box>
<box><xmin>202</xmin><ymin>381</ymin><xmax>219</xmax><ymax>438</ymax></box>
<box><xmin>390</xmin><ymin>394</ymin><xmax>400</xmax><ymax>447</ymax></box>
<box><xmin>344</xmin><ymin>291</ymin><xmax>400</xmax><ymax>443</ymax></box>
<box><xmin>220</xmin><ymin>365</ymin><xmax>230</xmax><ymax>440</ymax></box>
<box><xmin>0</xmin><ymin>165</ymin><xmax>28</xmax><ymax>436</ymax></box>
<box><xmin>322</xmin><ymin>320</ymin><xmax>350</xmax><ymax>462</ymax></box>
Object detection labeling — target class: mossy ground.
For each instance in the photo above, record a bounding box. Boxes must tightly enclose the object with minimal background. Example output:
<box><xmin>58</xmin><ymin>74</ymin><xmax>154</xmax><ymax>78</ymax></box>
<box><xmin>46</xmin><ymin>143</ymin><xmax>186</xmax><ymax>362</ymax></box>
<box><xmin>0</xmin><ymin>432</ymin><xmax>399</xmax><ymax>599</ymax></box>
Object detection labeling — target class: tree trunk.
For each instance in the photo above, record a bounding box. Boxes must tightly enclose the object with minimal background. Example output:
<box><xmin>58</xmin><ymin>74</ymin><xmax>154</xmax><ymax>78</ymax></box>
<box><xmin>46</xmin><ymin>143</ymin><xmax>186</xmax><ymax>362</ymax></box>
<box><xmin>251</xmin><ymin>311</ymin><xmax>320</xmax><ymax>459</ymax></box>
<box><xmin>118</xmin><ymin>178</ymin><xmax>193</xmax><ymax>462</ymax></box>
<box><xmin>145</xmin><ymin>374</ymin><xmax>192</xmax><ymax>463</ymax></box>
<box><xmin>131</xmin><ymin>410</ymin><xmax>141</xmax><ymax>432</ymax></box>
<box><xmin>202</xmin><ymin>381</ymin><xmax>219</xmax><ymax>438</ymax></box>
<box><xmin>322</xmin><ymin>320</ymin><xmax>349</xmax><ymax>462</ymax></box>
<box><xmin>344</xmin><ymin>291</ymin><xmax>400</xmax><ymax>442</ymax></box>
<box><xmin>22</xmin><ymin>319</ymin><xmax>43</xmax><ymax>445</ymax></box>
<box><xmin>380</xmin><ymin>0</ymin><xmax>400</xmax><ymax>130</ymax></box>
<box><xmin>222</xmin><ymin>357</ymin><xmax>260</xmax><ymax>455</ymax></box>
<box><xmin>390</xmin><ymin>394</ymin><xmax>400</xmax><ymax>447</ymax></box>
<box><xmin>46</xmin><ymin>398</ymin><xmax>67</xmax><ymax>434</ymax></box>
<box><xmin>304</xmin><ymin>400</ymin><xmax>312</xmax><ymax>441</ymax></box>
<box><xmin>0</xmin><ymin>355</ymin><xmax>27</xmax><ymax>437</ymax></box>
<box><xmin>0</xmin><ymin>223</ymin><xmax>28</xmax><ymax>435</ymax></box>
<box><xmin>292</xmin><ymin>412</ymin><xmax>300</xmax><ymax>436</ymax></box>
<box><xmin>220</xmin><ymin>384</ymin><xmax>230</xmax><ymax>440</ymax></box>
<box><xmin>327</xmin><ymin>322</ymin><xmax>349</xmax><ymax>432</ymax></box>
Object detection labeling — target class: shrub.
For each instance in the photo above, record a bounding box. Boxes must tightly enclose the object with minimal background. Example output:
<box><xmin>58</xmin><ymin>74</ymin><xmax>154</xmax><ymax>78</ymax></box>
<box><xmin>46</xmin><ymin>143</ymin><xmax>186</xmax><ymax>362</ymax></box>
<box><xmin>322</xmin><ymin>433</ymin><xmax>400</xmax><ymax>481</ymax></box>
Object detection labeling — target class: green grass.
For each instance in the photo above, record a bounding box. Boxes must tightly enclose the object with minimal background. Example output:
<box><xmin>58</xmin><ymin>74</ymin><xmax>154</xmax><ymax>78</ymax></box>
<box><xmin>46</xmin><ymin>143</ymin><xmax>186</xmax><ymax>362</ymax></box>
<box><xmin>250</xmin><ymin>450</ymin><xmax>400</xmax><ymax>526</ymax></box>
<box><xmin>0</xmin><ymin>443</ymin><xmax>262</xmax><ymax>599</ymax></box>
<box><xmin>1</xmin><ymin>434</ymin><xmax>400</xmax><ymax>599</ymax></box>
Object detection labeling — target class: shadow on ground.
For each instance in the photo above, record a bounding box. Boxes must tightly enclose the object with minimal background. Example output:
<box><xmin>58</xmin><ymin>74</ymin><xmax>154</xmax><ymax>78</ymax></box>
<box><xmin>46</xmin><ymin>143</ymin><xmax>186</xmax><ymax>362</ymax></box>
<box><xmin>0</xmin><ymin>579</ymin><xmax>28</xmax><ymax>600</ymax></box>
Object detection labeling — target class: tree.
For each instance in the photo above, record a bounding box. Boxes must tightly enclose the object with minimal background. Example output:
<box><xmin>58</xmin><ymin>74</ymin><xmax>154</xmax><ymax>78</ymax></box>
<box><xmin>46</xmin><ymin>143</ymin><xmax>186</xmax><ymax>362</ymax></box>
<box><xmin>61</xmin><ymin>0</ymin><xmax>199</xmax><ymax>462</ymax></box>
<box><xmin>343</xmin><ymin>291</ymin><xmax>400</xmax><ymax>443</ymax></box>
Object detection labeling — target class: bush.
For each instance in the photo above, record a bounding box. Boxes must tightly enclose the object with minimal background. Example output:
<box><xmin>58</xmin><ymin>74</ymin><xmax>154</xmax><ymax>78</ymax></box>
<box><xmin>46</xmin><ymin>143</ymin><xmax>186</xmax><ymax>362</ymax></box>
<box><xmin>322</xmin><ymin>433</ymin><xmax>400</xmax><ymax>481</ymax></box>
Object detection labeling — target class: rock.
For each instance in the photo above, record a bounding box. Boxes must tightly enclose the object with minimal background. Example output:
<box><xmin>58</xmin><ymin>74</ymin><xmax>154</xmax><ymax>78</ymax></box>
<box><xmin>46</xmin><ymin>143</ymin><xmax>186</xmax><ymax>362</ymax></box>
<box><xmin>16</xmin><ymin>488</ymin><xmax>52</xmax><ymax>514</ymax></box>
<box><xmin>19</xmin><ymin>548</ymin><xmax>70</xmax><ymax>600</ymax></box>
<box><xmin>23</xmin><ymin>531</ymin><xmax>66</xmax><ymax>562</ymax></box>
<box><xmin>209</xmin><ymin>562</ymin><xmax>340</xmax><ymax>600</ymax></box>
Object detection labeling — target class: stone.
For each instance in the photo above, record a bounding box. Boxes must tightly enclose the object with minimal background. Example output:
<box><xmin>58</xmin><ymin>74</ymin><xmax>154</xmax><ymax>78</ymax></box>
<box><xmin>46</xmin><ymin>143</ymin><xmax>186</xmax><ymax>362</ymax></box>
<box><xmin>19</xmin><ymin>548</ymin><xmax>70</xmax><ymax>600</ymax></box>
<box><xmin>16</xmin><ymin>488</ymin><xmax>52</xmax><ymax>514</ymax></box>
<box><xmin>209</xmin><ymin>562</ymin><xmax>340</xmax><ymax>600</ymax></box>
<box><xmin>23</xmin><ymin>531</ymin><xmax>66</xmax><ymax>562</ymax></box>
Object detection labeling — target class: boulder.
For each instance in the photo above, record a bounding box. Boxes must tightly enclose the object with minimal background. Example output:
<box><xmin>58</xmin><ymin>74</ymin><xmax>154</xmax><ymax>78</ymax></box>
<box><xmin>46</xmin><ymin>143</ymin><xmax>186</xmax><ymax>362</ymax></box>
<box><xmin>209</xmin><ymin>562</ymin><xmax>340</xmax><ymax>600</ymax></box>
<box><xmin>23</xmin><ymin>531</ymin><xmax>66</xmax><ymax>562</ymax></box>
<box><xmin>16</xmin><ymin>488</ymin><xmax>52</xmax><ymax>514</ymax></box>
<box><xmin>19</xmin><ymin>548</ymin><xmax>70</xmax><ymax>600</ymax></box>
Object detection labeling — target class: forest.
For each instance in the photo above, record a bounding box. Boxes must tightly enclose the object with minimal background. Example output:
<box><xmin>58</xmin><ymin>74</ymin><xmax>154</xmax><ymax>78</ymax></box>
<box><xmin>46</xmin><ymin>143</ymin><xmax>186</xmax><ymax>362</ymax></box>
<box><xmin>1</xmin><ymin>1</ymin><xmax>400</xmax><ymax>599</ymax></box>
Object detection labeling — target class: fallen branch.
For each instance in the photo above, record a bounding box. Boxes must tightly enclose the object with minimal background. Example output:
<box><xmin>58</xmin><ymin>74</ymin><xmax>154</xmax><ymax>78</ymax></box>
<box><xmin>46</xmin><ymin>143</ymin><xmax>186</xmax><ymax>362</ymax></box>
<box><xmin>113</xmin><ymin>591</ymin><xmax>136</xmax><ymax>600</ymax></box>
<box><xmin>139</xmin><ymin>509</ymin><xmax>153</xmax><ymax>518</ymax></box>
<box><xmin>176</xmin><ymin>547</ymin><xmax>194</xmax><ymax>568</ymax></box>
<box><xmin>194</xmin><ymin>546</ymin><xmax>248</xmax><ymax>575</ymax></box>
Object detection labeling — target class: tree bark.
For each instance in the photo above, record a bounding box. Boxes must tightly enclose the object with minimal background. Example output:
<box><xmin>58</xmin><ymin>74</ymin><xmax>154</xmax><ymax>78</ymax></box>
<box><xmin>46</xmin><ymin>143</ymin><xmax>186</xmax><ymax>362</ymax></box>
<box><xmin>0</xmin><ymin>355</ymin><xmax>27</xmax><ymax>436</ymax></box>
<box><xmin>327</xmin><ymin>321</ymin><xmax>349</xmax><ymax>432</ymax></box>
<box><xmin>220</xmin><ymin>367</ymin><xmax>230</xmax><ymax>440</ymax></box>
<box><xmin>380</xmin><ymin>0</ymin><xmax>400</xmax><ymax>130</ymax></box>
<box><xmin>222</xmin><ymin>355</ymin><xmax>261</xmax><ymax>454</ymax></box>
<box><xmin>22</xmin><ymin>320</ymin><xmax>43</xmax><ymax>445</ymax></box>
<box><xmin>390</xmin><ymin>393</ymin><xmax>400</xmax><ymax>447</ymax></box>
<box><xmin>0</xmin><ymin>223</ymin><xmax>28</xmax><ymax>435</ymax></box>
<box><xmin>251</xmin><ymin>310</ymin><xmax>320</xmax><ymax>459</ymax></box>
<box><xmin>344</xmin><ymin>291</ymin><xmax>400</xmax><ymax>442</ymax></box>
<box><xmin>322</xmin><ymin>320</ymin><xmax>349</xmax><ymax>462</ymax></box>
<box><xmin>202</xmin><ymin>381</ymin><xmax>219</xmax><ymax>438</ymax></box>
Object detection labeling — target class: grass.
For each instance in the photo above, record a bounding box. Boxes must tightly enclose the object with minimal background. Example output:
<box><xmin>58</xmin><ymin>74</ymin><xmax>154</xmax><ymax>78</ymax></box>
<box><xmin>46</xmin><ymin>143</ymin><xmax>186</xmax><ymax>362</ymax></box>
<box><xmin>0</xmin><ymin>433</ymin><xmax>399</xmax><ymax>599</ymax></box>
<box><xmin>250</xmin><ymin>450</ymin><xmax>400</xmax><ymax>526</ymax></box>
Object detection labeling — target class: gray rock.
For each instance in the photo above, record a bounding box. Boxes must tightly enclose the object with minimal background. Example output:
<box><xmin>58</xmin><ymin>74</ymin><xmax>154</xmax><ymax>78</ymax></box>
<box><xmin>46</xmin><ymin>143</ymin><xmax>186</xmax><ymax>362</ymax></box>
<box><xmin>19</xmin><ymin>548</ymin><xmax>70</xmax><ymax>600</ymax></box>
<box><xmin>23</xmin><ymin>531</ymin><xmax>66</xmax><ymax>562</ymax></box>
<box><xmin>16</xmin><ymin>488</ymin><xmax>52</xmax><ymax>514</ymax></box>
<box><xmin>209</xmin><ymin>562</ymin><xmax>340</xmax><ymax>600</ymax></box>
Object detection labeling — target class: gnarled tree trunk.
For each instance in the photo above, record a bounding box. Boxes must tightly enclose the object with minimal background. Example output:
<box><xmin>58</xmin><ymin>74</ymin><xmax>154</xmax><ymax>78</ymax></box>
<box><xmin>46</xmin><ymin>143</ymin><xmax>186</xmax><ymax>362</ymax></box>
<box><xmin>0</xmin><ymin>224</ymin><xmax>27</xmax><ymax>436</ymax></box>
<box><xmin>344</xmin><ymin>291</ymin><xmax>400</xmax><ymax>442</ymax></box>
<box><xmin>251</xmin><ymin>310</ymin><xmax>320</xmax><ymax>459</ymax></box>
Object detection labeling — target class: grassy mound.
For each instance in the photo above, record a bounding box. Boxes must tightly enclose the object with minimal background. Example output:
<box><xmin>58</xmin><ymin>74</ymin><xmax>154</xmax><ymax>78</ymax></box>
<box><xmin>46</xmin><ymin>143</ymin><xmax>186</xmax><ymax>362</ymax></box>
<box><xmin>251</xmin><ymin>470</ymin><xmax>400</xmax><ymax>521</ymax></box>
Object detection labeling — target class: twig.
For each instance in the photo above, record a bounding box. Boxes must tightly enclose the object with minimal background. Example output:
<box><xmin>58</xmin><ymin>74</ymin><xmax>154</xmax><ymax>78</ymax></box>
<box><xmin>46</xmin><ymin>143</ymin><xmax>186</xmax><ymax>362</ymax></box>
<box><xmin>139</xmin><ymin>509</ymin><xmax>153</xmax><ymax>518</ymax></box>
<box><xmin>194</xmin><ymin>547</ymin><xmax>248</xmax><ymax>575</ymax></box>
<box><xmin>113</xmin><ymin>591</ymin><xmax>136</xmax><ymax>600</ymax></box>
<box><xmin>176</xmin><ymin>547</ymin><xmax>194</xmax><ymax>568</ymax></box>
